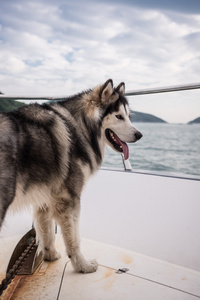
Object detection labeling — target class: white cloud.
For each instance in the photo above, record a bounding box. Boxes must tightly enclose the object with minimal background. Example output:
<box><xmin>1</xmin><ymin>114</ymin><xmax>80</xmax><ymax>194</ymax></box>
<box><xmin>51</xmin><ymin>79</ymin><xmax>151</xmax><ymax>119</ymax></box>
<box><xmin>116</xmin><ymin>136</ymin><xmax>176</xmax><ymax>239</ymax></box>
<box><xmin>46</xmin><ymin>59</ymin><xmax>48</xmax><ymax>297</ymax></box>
<box><xmin>0</xmin><ymin>0</ymin><xmax>200</xmax><ymax>122</ymax></box>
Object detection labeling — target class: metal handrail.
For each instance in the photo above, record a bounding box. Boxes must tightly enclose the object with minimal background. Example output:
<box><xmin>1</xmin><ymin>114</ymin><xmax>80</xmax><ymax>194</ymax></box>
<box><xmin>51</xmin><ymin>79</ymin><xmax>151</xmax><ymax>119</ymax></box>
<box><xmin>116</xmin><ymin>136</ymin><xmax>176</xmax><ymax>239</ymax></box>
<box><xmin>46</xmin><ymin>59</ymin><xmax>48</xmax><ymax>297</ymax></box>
<box><xmin>0</xmin><ymin>82</ymin><xmax>200</xmax><ymax>101</ymax></box>
<box><xmin>0</xmin><ymin>95</ymin><xmax>62</xmax><ymax>101</ymax></box>
<box><xmin>125</xmin><ymin>82</ymin><xmax>200</xmax><ymax>96</ymax></box>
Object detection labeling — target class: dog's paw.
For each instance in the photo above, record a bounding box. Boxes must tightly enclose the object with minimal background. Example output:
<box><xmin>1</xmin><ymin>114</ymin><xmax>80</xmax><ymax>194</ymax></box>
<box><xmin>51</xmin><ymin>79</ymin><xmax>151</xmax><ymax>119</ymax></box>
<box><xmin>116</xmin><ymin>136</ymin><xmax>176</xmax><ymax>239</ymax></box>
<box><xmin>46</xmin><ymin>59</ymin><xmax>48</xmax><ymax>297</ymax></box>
<box><xmin>43</xmin><ymin>248</ymin><xmax>61</xmax><ymax>261</ymax></box>
<box><xmin>76</xmin><ymin>259</ymin><xmax>98</xmax><ymax>274</ymax></box>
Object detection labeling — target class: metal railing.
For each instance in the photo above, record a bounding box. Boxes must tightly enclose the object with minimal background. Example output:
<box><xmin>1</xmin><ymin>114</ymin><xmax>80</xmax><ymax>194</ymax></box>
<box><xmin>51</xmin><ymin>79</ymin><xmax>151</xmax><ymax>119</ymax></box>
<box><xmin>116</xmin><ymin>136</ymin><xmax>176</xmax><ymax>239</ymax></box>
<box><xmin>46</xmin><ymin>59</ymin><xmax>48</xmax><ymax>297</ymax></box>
<box><xmin>1</xmin><ymin>82</ymin><xmax>200</xmax><ymax>101</ymax></box>
<box><xmin>125</xmin><ymin>82</ymin><xmax>200</xmax><ymax>96</ymax></box>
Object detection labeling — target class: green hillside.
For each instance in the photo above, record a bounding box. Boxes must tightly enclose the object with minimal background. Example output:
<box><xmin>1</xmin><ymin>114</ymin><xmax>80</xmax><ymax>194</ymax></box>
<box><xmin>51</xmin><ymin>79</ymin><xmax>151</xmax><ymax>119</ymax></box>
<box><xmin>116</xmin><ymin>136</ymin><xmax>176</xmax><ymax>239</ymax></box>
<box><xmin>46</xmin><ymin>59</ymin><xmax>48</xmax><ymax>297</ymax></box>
<box><xmin>0</xmin><ymin>99</ymin><xmax>25</xmax><ymax>112</ymax></box>
<box><xmin>130</xmin><ymin>110</ymin><xmax>167</xmax><ymax>123</ymax></box>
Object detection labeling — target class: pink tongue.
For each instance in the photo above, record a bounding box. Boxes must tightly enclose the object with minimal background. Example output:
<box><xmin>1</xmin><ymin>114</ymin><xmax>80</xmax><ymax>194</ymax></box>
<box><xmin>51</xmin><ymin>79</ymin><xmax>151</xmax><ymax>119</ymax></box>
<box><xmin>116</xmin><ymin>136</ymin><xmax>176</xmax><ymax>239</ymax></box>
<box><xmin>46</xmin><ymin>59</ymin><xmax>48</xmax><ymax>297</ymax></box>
<box><xmin>112</xmin><ymin>131</ymin><xmax>129</xmax><ymax>160</ymax></box>
<box><xmin>121</xmin><ymin>141</ymin><xmax>129</xmax><ymax>160</ymax></box>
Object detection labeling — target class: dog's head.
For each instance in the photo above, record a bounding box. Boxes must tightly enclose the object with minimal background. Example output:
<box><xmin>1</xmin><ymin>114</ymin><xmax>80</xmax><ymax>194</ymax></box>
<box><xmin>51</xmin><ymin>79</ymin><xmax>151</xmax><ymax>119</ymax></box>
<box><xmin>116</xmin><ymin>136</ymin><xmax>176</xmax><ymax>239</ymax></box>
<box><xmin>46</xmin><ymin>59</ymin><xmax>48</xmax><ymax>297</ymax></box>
<box><xmin>98</xmin><ymin>79</ymin><xmax>142</xmax><ymax>160</ymax></box>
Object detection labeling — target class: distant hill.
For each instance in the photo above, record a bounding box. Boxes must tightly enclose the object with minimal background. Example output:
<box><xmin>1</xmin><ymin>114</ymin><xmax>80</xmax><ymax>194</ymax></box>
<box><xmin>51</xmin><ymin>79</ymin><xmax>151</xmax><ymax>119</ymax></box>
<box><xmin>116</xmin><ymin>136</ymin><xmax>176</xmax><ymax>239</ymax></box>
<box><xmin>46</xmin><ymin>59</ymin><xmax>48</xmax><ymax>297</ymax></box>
<box><xmin>188</xmin><ymin>117</ymin><xmax>200</xmax><ymax>124</ymax></box>
<box><xmin>0</xmin><ymin>99</ymin><xmax>25</xmax><ymax>112</ymax></box>
<box><xmin>130</xmin><ymin>110</ymin><xmax>167</xmax><ymax>123</ymax></box>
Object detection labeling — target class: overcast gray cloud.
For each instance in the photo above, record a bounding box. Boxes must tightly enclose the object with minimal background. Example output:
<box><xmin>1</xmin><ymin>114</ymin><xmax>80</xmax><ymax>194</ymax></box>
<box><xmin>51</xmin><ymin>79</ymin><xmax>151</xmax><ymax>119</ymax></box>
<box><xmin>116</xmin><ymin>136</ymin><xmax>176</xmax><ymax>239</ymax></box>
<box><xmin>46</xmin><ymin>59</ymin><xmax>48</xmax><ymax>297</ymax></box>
<box><xmin>0</xmin><ymin>0</ymin><xmax>200</xmax><ymax>122</ymax></box>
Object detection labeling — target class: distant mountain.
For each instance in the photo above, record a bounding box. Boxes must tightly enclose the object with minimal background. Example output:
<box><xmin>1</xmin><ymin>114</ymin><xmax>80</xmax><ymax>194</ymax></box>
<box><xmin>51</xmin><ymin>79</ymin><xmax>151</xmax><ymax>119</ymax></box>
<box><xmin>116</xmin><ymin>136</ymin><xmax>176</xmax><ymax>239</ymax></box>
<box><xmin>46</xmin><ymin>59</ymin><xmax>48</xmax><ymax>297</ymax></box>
<box><xmin>130</xmin><ymin>110</ymin><xmax>167</xmax><ymax>123</ymax></box>
<box><xmin>0</xmin><ymin>99</ymin><xmax>24</xmax><ymax>112</ymax></box>
<box><xmin>188</xmin><ymin>117</ymin><xmax>200</xmax><ymax>124</ymax></box>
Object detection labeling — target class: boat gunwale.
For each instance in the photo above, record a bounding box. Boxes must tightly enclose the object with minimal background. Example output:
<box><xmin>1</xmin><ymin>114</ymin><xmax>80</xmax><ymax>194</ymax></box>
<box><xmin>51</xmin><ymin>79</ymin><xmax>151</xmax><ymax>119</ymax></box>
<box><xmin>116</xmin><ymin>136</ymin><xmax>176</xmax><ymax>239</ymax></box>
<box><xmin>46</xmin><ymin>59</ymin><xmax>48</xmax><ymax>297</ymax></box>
<box><xmin>100</xmin><ymin>166</ymin><xmax>200</xmax><ymax>181</ymax></box>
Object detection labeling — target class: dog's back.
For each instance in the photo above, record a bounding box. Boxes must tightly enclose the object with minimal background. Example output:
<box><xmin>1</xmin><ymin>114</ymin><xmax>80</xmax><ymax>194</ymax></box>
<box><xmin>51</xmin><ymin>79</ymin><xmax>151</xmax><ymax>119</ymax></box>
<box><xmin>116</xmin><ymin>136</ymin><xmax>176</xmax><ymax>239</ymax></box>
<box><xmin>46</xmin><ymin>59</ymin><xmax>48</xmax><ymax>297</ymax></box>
<box><xmin>0</xmin><ymin>105</ymin><xmax>62</xmax><ymax>224</ymax></box>
<box><xmin>0</xmin><ymin>112</ymin><xmax>19</xmax><ymax>226</ymax></box>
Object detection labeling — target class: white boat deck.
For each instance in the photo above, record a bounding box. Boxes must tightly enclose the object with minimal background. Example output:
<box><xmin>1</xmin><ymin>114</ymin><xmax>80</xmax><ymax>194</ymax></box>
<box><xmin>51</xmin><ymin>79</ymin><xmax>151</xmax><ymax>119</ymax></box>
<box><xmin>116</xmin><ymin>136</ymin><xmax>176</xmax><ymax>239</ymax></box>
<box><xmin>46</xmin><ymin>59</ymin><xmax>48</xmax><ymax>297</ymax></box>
<box><xmin>1</xmin><ymin>235</ymin><xmax>200</xmax><ymax>299</ymax></box>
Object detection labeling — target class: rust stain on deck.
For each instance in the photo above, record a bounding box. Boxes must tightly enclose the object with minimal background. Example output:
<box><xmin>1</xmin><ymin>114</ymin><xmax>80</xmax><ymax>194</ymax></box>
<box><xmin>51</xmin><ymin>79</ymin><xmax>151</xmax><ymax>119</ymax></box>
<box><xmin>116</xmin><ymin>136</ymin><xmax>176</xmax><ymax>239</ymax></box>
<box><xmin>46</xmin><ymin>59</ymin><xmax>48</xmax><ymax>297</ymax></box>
<box><xmin>121</xmin><ymin>253</ymin><xmax>133</xmax><ymax>265</ymax></box>
<box><xmin>95</xmin><ymin>267</ymin><xmax>118</xmax><ymax>290</ymax></box>
<box><xmin>95</xmin><ymin>268</ymin><xmax>113</xmax><ymax>282</ymax></box>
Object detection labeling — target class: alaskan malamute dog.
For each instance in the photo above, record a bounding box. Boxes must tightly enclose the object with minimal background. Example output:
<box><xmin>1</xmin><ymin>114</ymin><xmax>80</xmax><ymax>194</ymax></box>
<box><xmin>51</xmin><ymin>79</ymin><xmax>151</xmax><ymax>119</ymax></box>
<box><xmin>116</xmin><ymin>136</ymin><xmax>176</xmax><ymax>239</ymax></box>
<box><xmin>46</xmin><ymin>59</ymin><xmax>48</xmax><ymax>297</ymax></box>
<box><xmin>0</xmin><ymin>79</ymin><xmax>142</xmax><ymax>273</ymax></box>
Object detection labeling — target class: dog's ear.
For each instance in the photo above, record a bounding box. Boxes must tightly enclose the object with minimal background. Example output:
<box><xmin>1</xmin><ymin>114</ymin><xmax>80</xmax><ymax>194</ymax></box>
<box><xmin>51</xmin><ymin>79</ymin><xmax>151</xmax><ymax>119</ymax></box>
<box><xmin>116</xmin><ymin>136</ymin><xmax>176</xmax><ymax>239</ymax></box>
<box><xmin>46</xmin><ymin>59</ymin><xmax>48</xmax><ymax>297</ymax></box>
<box><xmin>115</xmin><ymin>82</ymin><xmax>125</xmax><ymax>96</ymax></box>
<box><xmin>100</xmin><ymin>79</ymin><xmax>114</xmax><ymax>103</ymax></box>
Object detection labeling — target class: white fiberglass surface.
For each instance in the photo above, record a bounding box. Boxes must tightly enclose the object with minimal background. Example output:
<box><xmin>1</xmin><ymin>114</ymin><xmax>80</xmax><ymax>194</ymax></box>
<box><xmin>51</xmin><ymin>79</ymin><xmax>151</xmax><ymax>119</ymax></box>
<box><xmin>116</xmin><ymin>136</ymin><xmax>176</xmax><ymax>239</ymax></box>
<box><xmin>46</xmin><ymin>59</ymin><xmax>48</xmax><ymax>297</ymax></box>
<box><xmin>80</xmin><ymin>169</ymin><xmax>200</xmax><ymax>272</ymax></box>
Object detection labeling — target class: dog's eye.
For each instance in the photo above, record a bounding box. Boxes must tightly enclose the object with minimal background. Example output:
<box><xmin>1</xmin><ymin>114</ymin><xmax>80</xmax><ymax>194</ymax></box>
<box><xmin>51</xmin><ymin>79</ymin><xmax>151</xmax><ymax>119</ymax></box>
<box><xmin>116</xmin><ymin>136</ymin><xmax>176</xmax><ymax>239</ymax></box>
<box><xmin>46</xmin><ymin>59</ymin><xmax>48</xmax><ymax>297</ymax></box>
<box><xmin>115</xmin><ymin>114</ymin><xmax>124</xmax><ymax>120</ymax></box>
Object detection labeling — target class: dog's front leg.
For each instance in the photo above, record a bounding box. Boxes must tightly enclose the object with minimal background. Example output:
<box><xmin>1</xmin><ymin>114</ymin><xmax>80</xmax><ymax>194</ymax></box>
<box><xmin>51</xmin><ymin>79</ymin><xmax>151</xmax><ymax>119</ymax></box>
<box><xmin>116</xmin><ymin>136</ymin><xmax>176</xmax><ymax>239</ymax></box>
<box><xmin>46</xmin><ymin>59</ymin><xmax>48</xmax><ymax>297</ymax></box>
<box><xmin>34</xmin><ymin>206</ymin><xmax>61</xmax><ymax>261</ymax></box>
<box><xmin>55</xmin><ymin>198</ymin><xmax>98</xmax><ymax>273</ymax></box>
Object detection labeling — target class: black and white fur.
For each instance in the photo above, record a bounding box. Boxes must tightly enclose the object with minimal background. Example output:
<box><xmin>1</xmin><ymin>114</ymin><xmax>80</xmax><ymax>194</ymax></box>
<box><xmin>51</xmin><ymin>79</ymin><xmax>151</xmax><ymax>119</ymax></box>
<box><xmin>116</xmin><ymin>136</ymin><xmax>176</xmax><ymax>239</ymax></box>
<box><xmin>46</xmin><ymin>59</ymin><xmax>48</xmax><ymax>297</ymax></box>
<box><xmin>0</xmin><ymin>79</ymin><xmax>142</xmax><ymax>273</ymax></box>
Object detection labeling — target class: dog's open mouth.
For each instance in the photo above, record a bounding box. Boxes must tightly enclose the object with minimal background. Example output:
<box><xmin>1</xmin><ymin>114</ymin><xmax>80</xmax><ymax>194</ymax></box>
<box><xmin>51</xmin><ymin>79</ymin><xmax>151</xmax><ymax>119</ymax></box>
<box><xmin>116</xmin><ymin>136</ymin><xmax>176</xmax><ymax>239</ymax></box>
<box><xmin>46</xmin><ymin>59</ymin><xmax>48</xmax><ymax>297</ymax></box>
<box><xmin>105</xmin><ymin>129</ymin><xmax>129</xmax><ymax>160</ymax></box>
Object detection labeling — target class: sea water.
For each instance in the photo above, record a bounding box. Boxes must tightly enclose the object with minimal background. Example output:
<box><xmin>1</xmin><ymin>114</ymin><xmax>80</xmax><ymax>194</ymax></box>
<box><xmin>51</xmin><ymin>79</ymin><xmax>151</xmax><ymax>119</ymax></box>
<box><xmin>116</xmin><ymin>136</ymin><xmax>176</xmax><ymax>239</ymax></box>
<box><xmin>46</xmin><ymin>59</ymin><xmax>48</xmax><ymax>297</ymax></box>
<box><xmin>102</xmin><ymin>123</ymin><xmax>200</xmax><ymax>176</ymax></box>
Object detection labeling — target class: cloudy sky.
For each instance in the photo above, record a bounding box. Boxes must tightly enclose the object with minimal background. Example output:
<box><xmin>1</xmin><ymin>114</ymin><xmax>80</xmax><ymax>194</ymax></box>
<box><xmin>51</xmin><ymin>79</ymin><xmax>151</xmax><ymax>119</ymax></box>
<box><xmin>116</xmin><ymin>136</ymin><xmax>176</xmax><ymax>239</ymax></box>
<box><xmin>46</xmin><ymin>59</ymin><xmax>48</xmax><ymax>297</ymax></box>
<box><xmin>0</xmin><ymin>0</ymin><xmax>200</xmax><ymax>123</ymax></box>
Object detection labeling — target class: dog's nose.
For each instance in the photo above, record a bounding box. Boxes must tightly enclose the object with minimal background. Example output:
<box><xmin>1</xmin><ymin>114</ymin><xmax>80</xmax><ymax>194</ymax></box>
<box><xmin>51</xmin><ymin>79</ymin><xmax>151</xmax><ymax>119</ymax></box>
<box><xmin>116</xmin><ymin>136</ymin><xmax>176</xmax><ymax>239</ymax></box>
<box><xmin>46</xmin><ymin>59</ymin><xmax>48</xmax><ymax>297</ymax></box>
<box><xmin>135</xmin><ymin>131</ymin><xmax>143</xmax><ymax>140</ymax></box>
